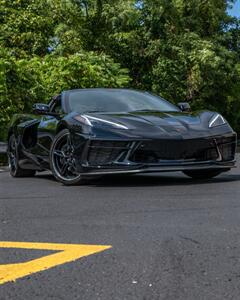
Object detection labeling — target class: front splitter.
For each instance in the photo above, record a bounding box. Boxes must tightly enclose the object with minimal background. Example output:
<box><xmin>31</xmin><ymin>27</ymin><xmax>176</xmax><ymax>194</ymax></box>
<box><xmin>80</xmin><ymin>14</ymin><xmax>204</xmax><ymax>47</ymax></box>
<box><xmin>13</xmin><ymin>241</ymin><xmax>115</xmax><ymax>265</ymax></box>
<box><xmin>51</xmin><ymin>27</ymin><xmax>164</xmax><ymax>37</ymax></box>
<box><xmin>80</xmin><ymin>160</ymin><xmax>235</xmax><ymax>176</ymax></box>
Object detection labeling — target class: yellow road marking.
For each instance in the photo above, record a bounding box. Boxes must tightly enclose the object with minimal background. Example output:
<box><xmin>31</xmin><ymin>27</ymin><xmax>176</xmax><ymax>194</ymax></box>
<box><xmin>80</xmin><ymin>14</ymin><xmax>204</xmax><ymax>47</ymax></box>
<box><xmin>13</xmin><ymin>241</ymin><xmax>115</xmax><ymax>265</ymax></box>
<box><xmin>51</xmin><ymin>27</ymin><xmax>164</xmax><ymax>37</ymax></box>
<box><xmin>0</xmin><ymin>241</ymin><xmax>111</xmax><ymax>285</ymax></box>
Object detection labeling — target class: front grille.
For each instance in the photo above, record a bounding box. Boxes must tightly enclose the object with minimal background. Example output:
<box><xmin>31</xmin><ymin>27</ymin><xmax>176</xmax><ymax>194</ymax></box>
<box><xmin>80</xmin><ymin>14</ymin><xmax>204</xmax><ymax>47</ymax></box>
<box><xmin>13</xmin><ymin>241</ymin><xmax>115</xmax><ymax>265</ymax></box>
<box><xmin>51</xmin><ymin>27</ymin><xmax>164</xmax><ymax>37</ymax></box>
<box><xmin>130</xmin><ymin>137</ymin><xmax>236</xmax><ymax>164</ymax></box>
<box><xmin>87</xmin><ymin>141</ymin><xmax>130</xmax><ymax>165</ymax></box>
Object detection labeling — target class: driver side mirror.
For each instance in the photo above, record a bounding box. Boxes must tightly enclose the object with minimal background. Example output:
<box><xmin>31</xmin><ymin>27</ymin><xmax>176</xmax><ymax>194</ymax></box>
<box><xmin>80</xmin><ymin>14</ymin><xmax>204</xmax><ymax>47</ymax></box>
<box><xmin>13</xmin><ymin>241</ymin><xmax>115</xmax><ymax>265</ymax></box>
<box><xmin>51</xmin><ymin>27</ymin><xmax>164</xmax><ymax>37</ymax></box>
<box><xmin>32</xmin><ymin>103</ymin><xmax>50</xmax><ymax>115</ymax></box>
<box><xmin>178</xmin><ymin>102</ymin><xmax>191</xmax><ymax>112</ymax></box>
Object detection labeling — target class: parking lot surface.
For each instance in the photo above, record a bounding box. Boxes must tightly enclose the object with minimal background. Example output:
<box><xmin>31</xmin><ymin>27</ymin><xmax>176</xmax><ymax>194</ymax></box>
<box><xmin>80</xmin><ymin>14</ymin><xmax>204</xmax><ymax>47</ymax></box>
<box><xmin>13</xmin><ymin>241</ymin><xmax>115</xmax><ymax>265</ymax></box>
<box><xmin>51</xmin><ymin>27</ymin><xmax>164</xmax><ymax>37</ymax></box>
<box><xmin>0</xmin><ymin>155</ymin><xmax>240</xmax><ymax>300</ymax></box>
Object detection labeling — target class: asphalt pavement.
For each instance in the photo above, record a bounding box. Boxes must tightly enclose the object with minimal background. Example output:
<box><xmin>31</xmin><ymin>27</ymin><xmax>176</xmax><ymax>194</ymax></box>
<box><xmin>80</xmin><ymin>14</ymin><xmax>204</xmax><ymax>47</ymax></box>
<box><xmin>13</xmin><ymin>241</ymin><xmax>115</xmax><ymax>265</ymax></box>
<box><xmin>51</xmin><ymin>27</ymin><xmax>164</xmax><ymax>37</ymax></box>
<box><xmin>1</xmin><ymin>156</ymin><xmax>240</xmax><ymax>300</ymax></box>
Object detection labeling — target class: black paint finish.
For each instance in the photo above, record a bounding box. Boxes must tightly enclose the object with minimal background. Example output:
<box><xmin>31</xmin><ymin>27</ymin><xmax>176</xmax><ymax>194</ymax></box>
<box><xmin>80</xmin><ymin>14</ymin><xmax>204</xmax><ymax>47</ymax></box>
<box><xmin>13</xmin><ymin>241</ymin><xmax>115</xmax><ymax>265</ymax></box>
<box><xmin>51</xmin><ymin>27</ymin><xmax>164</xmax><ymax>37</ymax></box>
<box><xmin>8</xmin><ymin>88</ymin><xmax>237</xmax><ymax>176</ymax></box>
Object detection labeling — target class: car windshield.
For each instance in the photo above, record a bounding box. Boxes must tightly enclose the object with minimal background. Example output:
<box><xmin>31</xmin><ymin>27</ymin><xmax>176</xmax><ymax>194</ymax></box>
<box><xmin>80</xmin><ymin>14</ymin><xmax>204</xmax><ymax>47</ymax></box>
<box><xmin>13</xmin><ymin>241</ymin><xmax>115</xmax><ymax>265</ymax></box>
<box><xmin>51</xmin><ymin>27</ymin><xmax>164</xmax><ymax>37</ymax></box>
<box><xmin>67</xmin><ymin>89</ymin><xmax>179</xmax><ymax>113</ymax></box>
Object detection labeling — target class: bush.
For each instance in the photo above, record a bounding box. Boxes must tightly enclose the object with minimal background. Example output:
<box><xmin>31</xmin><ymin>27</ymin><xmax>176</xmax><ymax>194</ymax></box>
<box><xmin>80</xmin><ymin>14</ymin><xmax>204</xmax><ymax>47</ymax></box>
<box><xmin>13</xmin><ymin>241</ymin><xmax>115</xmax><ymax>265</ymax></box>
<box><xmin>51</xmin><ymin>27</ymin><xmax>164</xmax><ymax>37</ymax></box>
<box><xmin>0</xmin><ymin>51</ymin><xmax>129</xmax><ymax>141</ymax></box>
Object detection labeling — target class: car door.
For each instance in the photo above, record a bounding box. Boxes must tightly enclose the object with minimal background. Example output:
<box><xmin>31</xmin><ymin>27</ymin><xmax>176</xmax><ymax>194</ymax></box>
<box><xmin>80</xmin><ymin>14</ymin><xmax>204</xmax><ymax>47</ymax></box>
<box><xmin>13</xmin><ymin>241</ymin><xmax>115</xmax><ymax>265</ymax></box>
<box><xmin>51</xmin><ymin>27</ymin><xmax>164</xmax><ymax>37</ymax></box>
<box><xmin>30</xmin><ymin>98</ymin><xmax>63</xmax><ymax>166</ymax></box>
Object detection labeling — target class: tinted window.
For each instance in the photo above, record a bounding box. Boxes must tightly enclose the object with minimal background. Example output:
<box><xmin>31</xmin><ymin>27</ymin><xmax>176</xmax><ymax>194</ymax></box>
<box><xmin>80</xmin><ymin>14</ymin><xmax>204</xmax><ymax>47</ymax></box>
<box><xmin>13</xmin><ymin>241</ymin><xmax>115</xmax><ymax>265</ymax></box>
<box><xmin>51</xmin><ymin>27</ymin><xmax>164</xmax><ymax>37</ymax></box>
<box><xmin>68</xmin><ymin>89</ymin><xmax>179</xmax><ymax>113</ymax></box>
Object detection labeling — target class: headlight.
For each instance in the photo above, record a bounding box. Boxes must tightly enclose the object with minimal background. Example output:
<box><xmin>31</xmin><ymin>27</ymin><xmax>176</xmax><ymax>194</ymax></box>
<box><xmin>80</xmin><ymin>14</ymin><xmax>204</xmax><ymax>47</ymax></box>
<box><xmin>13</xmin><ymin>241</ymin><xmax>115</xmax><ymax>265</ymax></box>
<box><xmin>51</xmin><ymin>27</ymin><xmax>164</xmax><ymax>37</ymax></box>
<box><xmin>74</xmin><ymin>114</ymin><xmax>128</xmax><ymax>130</ymax></box>
<box><xmin>209</xmin><ymin>114</ymin><xmax>226</xmax><ymax>128</ymax></box>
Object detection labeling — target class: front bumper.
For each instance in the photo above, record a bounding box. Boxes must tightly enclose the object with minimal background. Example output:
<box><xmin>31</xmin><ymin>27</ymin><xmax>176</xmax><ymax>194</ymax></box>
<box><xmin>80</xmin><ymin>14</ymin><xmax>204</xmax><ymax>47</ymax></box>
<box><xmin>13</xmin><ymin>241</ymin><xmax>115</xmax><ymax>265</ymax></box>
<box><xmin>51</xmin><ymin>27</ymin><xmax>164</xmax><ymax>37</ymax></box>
<box><xmin>79</xmin><ymin>161</ymin><xmax>235</xmax><ymax>176</ymax></box>
<box><xmin>72</xmin><ymin>133</ymin><xmax>237</xmax><ymax>176</ymax></box>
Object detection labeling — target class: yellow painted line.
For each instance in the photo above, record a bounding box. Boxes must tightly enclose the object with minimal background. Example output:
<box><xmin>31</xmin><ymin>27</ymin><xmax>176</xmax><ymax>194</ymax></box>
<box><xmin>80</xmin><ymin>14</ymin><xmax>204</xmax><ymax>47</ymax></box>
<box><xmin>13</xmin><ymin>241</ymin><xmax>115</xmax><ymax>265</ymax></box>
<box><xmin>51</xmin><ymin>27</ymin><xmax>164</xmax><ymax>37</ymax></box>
<box><xmin>0</xmin><ymin>241</ymin><xmax>111</xmax><ymax>285</ymax></box>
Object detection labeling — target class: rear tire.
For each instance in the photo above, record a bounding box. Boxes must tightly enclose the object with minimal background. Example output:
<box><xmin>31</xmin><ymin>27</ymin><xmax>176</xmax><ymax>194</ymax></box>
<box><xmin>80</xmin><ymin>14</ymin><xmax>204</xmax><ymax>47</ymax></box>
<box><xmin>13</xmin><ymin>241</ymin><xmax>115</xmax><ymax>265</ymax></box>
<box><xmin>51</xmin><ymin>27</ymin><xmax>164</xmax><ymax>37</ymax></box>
<box><xmin>8</xmin><ymin>135</ymin><xmax>36</xmax><ymax>177</ymax></box>
<box><xmin>50</xmin><ymin>129</ymin><xmax>83</xmax><ymax>185</ymax></box>
<box><xmin>182</xmin><ymin>169</ymin><xmax>224</xmax><ymax>179</ymax></box>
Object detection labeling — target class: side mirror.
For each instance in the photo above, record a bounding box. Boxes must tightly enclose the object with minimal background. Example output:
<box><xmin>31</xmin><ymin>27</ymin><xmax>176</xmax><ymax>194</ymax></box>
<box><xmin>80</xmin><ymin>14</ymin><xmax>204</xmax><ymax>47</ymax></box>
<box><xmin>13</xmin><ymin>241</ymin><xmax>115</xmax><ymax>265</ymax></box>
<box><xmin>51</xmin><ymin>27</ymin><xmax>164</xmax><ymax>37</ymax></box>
<box><xmin>178</xmin><ymin>102</ymin><xmax>191</xmax><ymax>112</ymax></box>
<box><xmin>32</xmin><ymin>103</ymin><xmax>50</xmax><ymax>115</ymax></box>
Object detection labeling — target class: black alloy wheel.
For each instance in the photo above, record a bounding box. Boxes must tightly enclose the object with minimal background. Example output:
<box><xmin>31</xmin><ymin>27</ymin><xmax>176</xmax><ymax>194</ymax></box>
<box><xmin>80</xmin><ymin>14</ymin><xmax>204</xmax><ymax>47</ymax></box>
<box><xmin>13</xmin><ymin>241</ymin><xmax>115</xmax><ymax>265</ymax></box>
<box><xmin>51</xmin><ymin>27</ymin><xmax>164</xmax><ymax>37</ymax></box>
<box><xmin>8</xmin><ymin>134</ymin><xmax>36</xmax><ymax>177</ymax></box>
<box><xmin>50</xmin><ymin>129</ymin><xmax>83</xmax><ymax>185</ymax></box>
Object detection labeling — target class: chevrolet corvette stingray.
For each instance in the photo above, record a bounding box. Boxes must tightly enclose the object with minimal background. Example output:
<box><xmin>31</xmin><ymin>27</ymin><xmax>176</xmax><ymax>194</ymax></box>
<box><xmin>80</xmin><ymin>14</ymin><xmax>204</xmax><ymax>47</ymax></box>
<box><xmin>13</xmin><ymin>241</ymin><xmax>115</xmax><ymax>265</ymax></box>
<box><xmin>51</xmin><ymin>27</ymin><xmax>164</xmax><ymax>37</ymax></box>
<box><xmin>8</xmin><ymin>88</ymin><xmax>237</xmax><ymax>185</ymax></box>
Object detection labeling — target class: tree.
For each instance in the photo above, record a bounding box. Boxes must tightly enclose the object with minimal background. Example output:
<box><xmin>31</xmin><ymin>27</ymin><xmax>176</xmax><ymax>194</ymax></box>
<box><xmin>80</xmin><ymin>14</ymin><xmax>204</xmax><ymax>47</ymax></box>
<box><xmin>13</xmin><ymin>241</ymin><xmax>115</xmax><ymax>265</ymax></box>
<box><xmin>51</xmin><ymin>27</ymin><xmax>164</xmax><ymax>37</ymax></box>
<box><xmin>0</xmin><ymin>0</ymin><xmax>55</xmax><ymax>57</ymax></box>
<box><xmin>0</xmin><ymin>0</ymin><xmax>240</xmax><ymax>139</ymax></box>
<box><xmin>0</xmin><ymin>49</ymin><xmax>129</xmax><ymax>140</ymax></box>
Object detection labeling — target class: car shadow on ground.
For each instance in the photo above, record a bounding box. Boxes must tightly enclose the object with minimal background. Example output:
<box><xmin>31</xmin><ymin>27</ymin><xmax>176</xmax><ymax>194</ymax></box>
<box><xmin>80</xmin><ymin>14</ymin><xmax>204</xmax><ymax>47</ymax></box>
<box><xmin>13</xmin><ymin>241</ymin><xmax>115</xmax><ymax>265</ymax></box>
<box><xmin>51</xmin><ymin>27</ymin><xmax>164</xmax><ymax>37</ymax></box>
<box><xmin>35</xmin><ymin>172</ymin><xmax>240</xmax><ymax>187</ymax></box>
<box><xmin>88</xmin><ymin>173</ymin><xmax>240</xmax><ymax>187</ymax></box>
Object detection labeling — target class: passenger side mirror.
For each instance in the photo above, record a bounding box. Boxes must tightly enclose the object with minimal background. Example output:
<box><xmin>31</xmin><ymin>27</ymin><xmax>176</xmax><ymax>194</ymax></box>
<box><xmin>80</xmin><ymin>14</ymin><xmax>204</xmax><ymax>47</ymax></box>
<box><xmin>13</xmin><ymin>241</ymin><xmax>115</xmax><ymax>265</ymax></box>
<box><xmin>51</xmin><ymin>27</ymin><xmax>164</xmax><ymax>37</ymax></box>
<box><xmin>32</xmin><ymin>103</ymin><xmax>50</xmax><ymax>115</ymax></box>
<box><xmin>178</xmin><ymin>102</ymin><xmax>191</xmax><ymax>112</ymax></box>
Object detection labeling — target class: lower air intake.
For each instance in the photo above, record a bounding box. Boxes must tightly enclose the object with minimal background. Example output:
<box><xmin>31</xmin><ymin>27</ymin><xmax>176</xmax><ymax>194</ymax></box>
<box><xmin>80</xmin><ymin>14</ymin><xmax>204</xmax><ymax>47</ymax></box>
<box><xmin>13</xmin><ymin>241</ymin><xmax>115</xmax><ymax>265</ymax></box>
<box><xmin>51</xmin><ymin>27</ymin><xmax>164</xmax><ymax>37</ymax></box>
<box><xmin>87</xmin><ymin>141</ymin><xmax>130</xmax><ymax>165</ymax></box>
<box><xmin>130</xmin><ymin>137</ymin><xmax>235</xmax><ymax>163</ymax></box>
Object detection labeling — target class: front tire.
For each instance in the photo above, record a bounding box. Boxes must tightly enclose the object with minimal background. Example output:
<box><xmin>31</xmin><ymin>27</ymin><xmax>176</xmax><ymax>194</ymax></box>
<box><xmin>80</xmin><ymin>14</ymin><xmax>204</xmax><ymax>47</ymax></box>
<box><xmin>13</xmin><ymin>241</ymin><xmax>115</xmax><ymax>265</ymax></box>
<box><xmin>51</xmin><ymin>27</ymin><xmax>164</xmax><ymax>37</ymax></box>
<box><xmin>8</xmin><ymin>135</ymin><xmax>36</xmax><ymax>177</ymax></box>
<box><xmin>182</xmin><ymin>169</ymin><xmax>224</xmax><ymax>179</ymax></box>
<box><xmin>50</xmin><ymin>129</ymin><xmax>83</xmax><ymax>185</ymax></box>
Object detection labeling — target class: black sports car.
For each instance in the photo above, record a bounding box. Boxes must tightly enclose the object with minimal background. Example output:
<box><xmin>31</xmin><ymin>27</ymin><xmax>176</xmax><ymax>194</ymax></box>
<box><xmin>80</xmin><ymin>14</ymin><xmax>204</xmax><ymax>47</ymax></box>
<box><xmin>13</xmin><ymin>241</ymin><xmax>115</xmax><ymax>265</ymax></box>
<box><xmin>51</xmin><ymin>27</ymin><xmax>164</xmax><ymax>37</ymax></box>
<box><xmin>8</xmin><ymin>88</ymin><xmax>237</xmax><ymax>185</ymax></box>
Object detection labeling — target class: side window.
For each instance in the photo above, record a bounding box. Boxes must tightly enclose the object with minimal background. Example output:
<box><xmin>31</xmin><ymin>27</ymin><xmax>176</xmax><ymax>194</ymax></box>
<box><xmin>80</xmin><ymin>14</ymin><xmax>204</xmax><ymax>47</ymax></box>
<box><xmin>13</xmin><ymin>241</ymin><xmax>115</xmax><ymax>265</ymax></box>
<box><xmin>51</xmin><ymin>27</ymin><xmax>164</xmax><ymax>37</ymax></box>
<box><xmin>50</xmin><ymin>95</ymin><xmax>63</xmax><ymax>114</ymax></box>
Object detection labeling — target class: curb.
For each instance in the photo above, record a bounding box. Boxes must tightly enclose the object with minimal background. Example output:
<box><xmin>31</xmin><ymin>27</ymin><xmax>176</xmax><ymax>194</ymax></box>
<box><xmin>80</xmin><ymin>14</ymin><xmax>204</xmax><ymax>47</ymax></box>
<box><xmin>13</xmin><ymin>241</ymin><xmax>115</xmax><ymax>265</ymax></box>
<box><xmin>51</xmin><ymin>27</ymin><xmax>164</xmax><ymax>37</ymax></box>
<box><xmin>0</xmin><ymin>142</ymin><xmax>7</xmax><ymax>153</ymax></box>
<box><xmin>0</xmin><ymin>142</ymin><xmax>7</xmax><ymax>166</ymax></box>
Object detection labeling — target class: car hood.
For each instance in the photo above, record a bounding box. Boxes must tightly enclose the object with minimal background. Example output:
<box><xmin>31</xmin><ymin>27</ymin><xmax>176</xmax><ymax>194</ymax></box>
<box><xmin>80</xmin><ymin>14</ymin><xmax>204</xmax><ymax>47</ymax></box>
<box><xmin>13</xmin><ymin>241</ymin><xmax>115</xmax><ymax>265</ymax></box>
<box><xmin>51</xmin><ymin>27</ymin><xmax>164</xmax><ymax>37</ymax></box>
<box><xmin>81</xmin><ymin>110</ymin><xmax>232</xmax><ymax>139</ymax></box>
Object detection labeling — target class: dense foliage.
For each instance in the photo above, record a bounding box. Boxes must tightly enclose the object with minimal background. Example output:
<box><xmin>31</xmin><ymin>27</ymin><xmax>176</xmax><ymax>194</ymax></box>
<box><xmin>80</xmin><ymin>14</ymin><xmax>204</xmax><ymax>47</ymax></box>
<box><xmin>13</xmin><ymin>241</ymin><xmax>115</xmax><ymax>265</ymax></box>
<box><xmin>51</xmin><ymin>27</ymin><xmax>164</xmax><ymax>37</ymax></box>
<box><xmin>0</xmin><ymin>0</ymin><xmax>240</xmax><ymax>140</ymax></box>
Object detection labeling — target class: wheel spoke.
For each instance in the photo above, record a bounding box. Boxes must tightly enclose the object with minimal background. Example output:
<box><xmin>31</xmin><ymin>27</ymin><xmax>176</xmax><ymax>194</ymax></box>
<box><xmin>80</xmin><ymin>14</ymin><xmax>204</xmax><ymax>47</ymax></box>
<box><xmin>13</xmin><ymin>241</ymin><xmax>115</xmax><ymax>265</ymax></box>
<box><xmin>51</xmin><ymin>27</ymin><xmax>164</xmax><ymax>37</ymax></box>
<box><xmin>68</xmin><ymin>159</ymin><xmax>78</xmax><ymax>175</ymax></box>
<box><xmin>67</xmin><ymin>134</ymin><xmax>74</xmax><ymax>152</ymax></box>
<box><xmin>60</xmin><ymin>162</ymin><xmax>69</xmax><ymax>176</ymax></box>
<box><xmin>54</xmin><ymin>150</ymin><xmax>66</xmax><ymax>158</ymax></box>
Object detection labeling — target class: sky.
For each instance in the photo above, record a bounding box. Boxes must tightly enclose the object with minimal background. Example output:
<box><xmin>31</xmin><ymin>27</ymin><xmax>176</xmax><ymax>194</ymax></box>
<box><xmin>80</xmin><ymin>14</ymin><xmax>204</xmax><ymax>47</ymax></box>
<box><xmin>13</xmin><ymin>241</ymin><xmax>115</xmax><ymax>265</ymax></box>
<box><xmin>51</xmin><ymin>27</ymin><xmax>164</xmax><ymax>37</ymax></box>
<box><xmin>228</xmin><ymin>0</ymin><xmax>240</xmax><ymax>17</ymax></box>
